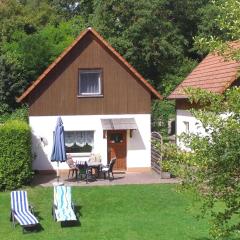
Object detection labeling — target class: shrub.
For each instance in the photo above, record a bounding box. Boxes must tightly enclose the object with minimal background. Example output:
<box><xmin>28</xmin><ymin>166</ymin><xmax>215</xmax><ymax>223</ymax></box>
<box><xmin>8</xmin><ymin>106</ymin><xmax>29</xmax><ymax>123</ymax></box>
<box><xmin>0</xmin><ymin>120</ymin><xmax>32</xmax><ymax>190</ymax></box>
<box><xmin>0</xmin><ymin>106</ymin><xmax>29</xmax><ymax>124</ymax></box>
<box><xmin>162</xmin><ymin>87</ymin><xmax>240</xmax><ymax>239</ymax></box>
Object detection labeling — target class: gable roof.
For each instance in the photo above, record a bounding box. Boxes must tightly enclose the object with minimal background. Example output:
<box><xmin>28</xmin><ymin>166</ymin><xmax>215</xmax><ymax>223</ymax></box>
<box><xmin>17</xmin><ymin>27</ymin><xmax>162</xmax><ymax>102</ymax></box>
<box><xmin>168</xmin><ymin>47</ymin><xmax>240</xmax><ymax>99</ymax></box>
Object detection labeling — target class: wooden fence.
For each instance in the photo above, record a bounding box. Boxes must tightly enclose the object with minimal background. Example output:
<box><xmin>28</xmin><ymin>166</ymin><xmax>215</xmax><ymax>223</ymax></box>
<box><xmin>151</xmin><ymin>131</ymin><xmax>162</xmax><ymax>174</ymax></box>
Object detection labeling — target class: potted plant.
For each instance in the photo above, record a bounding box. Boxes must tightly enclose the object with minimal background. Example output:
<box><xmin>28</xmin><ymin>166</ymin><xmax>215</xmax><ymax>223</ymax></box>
<box><xmin>161</xmin><ymin>160</ymin><xmax>171</xmax><ymax>179</ymax></box>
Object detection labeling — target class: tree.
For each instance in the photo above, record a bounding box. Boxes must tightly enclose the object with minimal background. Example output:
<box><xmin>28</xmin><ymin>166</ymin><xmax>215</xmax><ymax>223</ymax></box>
<box><xmin>0</xmin><ymin>55</ymin><xmax>25</xmax><ymax>114</ymax></box>
<box><xmin>0</xmin><ymin>0</ymin><xmax>62</xmax><ymax>43</ymax></box>
<box><xmin>90</xmin><ymin>0</ymin><xmax>187</xmax><ymax>91</ymax></box>
<box><xmin>0</xmin><ymin>16</ymin><xmax>86</xmax><ymax>113</ymax></box>
<box><xmin>0</xmin><ymin>0</ymin><xmax>209</xmax><ymax>124</ymax></box>
<box><xmin>52</xmin><ymin>0</ymin><xmax>94</xmax><ymax>21</ymax></box>
<box><xmin>164</xmin><ymin>87</ymin><xmax>240</xmax><ymax>239</ymax></box>
<box><xmin>195</xmin><ymin>0</ymin><xmax>240</xmax><ymax>59</ymax></box>
<box><xmin>163</xmin><ymin>1</ymin><xmax>240</xmax><ymax>238</ymax></box>
<box><xmin>166</xmin><ymin>0</ymin><xmax>210</xmax><ymax>58</ymax></box>
<box><xmin>88</xmin><ymin>0</ymin><xmax>208</xmax><ymax>134</ymax></box>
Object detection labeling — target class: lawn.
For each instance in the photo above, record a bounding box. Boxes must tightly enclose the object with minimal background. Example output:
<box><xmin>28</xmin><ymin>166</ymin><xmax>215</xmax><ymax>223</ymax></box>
<box><xmin>0</xmin><ymin>184</ymin><xmax>211</xmax><ymax>240</ymax></box>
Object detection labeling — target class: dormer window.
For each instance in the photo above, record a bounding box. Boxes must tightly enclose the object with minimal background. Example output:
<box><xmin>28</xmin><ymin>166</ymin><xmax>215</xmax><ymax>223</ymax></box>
<box><xmin>78</xmin><ymin>69</ymin><xmax>102</xmax><ymax>96</ymax></box>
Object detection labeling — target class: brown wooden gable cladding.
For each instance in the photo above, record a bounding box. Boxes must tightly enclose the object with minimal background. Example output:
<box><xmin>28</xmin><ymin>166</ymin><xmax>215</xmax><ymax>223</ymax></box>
<box><xmin>28</xmin><ymin>32</ymin><xmax>153</xmax><ymax>116</ymax></box>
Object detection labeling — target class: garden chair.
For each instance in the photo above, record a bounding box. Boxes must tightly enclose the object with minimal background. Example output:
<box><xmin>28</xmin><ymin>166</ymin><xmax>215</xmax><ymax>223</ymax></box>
<box><xmin>52</xmin><ymin>185</ymin><xmax>77</xmax><ymax>222</ymax></box>
<box><xmin>66</xmin><ymin>155</ymin><xmax>78</xmax><ymax>179</ymax></box>
<box><xmin>10</xmin><ymin>191</ymin><xmax>39</xmax><ymax>230</ymax></box>
<box><xmin>101</xmin><ymin>157</ymin><xmax>117</xmax><ymax>180</ymax></box>
<box><xmin>77</xmin><ymin>161</ymin><xmax>90</xmax><ymax>182</ymax></box>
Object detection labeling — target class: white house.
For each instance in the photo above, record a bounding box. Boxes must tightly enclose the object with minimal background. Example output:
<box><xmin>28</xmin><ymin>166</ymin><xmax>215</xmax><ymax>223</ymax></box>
<box><xmin>17</xmin><ymin>28</ymin><xmax>162</xmax><ymax>173</ymax></box>
<box><xmin>168</xmin><ymin>47</ymin><xmax>240</xmax><ymax>145</ymax></box>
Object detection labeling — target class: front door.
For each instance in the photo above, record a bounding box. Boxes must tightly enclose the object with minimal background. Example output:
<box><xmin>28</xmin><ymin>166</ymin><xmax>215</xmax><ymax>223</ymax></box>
<box><xmin>107</xmin><ymin>130</ymin><xmax>127</xmax><ymax>170</ymax></box>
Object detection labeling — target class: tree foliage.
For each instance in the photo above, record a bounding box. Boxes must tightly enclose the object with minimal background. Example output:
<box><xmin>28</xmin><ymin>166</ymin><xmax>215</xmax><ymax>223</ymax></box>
<box><xmin>0</xmin><ymin>0</ymin><xmax>210</xmax><ymax>133</ymax></box>
<box><xmin>2</xmin><ymin>17</ymin><xmax>86</xmax><ymax>82</ymax></box>
<box><xmin>0</xmin><ymin>1</ymin><xmax>85</xmax><ymax>114</ymax></box>
<box><xmin>161</xmin><ymin>1</ymin><xmax>240</xmax><ymax>238</ymax></box>
<box><xmin>88</xmin><ymin>0</ymin><xmax>206</xmax><ymax>134</ymax></box>
<box><xmin>0</xmin><ymin>54</ymin><xmax>25</xmax><ymax>114</ymax></box>
<box><xmin>90</xmin><ymin>0</ymin><xmax>200</xmax><ymax>92</ymax></box>
<box><xmin>164</xmin><ymin>87</ymin><xmax>240</xmax><ymax>239</ymax></box>
<box><xmin>195</xmin><ymin>0</ymin><xmax>240</xmax><ymax>60</ymax></box>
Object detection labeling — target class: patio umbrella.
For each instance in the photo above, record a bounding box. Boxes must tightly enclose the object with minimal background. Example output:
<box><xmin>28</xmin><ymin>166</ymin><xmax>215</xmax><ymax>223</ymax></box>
<box><xmin>51</xmin><ymin>117</ymin><xmax>67</xmax><ymax>182</ymax></box>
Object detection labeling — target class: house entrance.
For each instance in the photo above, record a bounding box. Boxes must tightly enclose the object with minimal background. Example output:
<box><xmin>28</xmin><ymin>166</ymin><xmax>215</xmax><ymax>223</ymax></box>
<box><xmin>107</xmin><ymin>130</ymin><xmax>127</xmax><ymax>170</ymax></box>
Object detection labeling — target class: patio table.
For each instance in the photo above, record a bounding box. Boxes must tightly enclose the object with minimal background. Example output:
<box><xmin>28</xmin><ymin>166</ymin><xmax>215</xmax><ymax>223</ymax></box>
<box><xmin>75</xmin><ymin>161</ymin><xmax>102</xmax><ymax>182</ymax></box>
<box><xmin>87</xmin><ymin>162</ymin><xmax>102</xmax><ymax>178</ymax></box>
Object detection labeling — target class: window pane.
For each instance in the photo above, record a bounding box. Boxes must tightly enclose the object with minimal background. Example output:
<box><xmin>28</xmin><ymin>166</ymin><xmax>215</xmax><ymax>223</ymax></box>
<box><xmin>64</xmin><ymin>131</ymin><xmax>94</xmax><ymax>153</ymax></box>
<box><xmin>110</xmin><ymin>133</ymin><xmax>123</xmax><ymax>143</ymax></box>
<box><xmin>79</xmin><ymin>71</ymin><xmax>101</xmax><ymax>95</ymax></box>
<box><xmin>183</xmin><ymin>121</ymin><xmax>189</xmax><ymax>134</ymax></box>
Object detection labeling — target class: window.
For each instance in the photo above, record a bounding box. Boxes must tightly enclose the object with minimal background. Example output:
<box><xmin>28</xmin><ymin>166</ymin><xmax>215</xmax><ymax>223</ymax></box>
<box><xmin>64</xmin><ymin>131</ymin><xmax>94</xmax><ymax>153</ymax></box>
<box><xmin>183</xmin><ymin>121</ymin><xmax>189</xmax><ymax>134</ymax></box>
<box><xmin>78</xmin><ymin>70</ymin><xmax>102</xmax><ymax>96</ymax></box>
<box><xmin>110</xmin><ymin>133</ymin><xmax>123</xmax><ymax>143</ymax></box>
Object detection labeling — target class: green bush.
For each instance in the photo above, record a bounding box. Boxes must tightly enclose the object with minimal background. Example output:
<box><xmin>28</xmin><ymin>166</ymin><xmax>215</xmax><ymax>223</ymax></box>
<box><xmin>0</xmin><ymin>106</ymin><xmax>29</xmax><ymax>124</ymax></box>
<box><xmin>0</xmin><ymin>120</ymin><xmax>32</xmax><ymax>190</ymax></box>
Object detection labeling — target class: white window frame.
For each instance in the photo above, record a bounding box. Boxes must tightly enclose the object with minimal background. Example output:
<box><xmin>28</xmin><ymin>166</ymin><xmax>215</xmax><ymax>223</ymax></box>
<box><xmin>183</xmin><ymin>121</ymin><xmax>190</xmax><ymax>134</ymax></box>
<box><xmin>78</xmin><ymin>69</ymin><xmax>102</xmax><ymax>96</ymax></box>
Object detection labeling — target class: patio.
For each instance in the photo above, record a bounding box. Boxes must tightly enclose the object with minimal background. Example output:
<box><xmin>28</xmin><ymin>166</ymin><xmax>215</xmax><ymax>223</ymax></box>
<box><xmin>31</xmin><ymin>170</ymin><xmax>179</xmax><ymax>187</ymax></box>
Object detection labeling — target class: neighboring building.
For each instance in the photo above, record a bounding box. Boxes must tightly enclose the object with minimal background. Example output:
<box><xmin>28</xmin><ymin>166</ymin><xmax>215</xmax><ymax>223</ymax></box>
<box><xmin>18</xmin><ymin>27</ymin><xmax>162</xmax><ymax>172</ymax></box>
<box><xmin>168</xmin><ymin>49</ymin><xmax>240</xmax><ymax>143</ymax></box>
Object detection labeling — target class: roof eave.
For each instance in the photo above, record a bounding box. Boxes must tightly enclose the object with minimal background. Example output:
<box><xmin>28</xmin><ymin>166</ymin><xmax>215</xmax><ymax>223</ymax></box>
<box><xmin>167</xmin><ymin>96</ymin><xmax>188</xmax><ymax>100</ymax></box>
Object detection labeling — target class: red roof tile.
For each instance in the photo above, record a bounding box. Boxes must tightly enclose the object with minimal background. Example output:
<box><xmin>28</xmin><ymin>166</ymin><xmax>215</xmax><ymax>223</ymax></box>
<box><xmin>168</xmin><ymin>50</ymin><xmax>240</xmax><ymax>99</ymax></box>
<box><xmin>17</xmin><ymin>28</ymin><xmax>162</xmax><ymax>102</ymax></box>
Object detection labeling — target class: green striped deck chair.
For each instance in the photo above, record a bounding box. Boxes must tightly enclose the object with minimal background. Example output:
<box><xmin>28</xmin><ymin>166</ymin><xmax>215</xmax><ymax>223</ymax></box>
<box><xmin>53</xmin><ymin>186</ymin><xmax>77</xmax><ymax>222</ymax></box>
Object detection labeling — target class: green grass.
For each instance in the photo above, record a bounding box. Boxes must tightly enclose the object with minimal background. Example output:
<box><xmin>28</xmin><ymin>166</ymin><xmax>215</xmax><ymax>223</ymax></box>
<box><xmin>0</xmin><ymin>184</ymin><xmax>212</xmax><ymax>240</ymax></box>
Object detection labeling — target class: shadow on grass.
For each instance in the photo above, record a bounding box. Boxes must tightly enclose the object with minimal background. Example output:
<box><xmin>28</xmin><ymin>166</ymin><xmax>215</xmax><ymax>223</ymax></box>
<box><xmin>75</xmin><ymin>205</ymin><xmax>82</xmax><ymax>218</ymax></box>
<box><xmin>60</xmin><ymin>220</ymin><xmax>81</xmax><ymax>228</ymax></box>
<box><xmin>23</xmin><ymin>223</ymin><xmax>44</xmax><ymax>233</ymax></box>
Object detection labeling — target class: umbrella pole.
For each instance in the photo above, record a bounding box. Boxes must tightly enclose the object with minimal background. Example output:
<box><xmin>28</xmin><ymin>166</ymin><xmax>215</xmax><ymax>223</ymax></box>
<box><xmin>57</xmin><ymin>161</ymin><xmax>59</xmax><ymax>182</ymax></box>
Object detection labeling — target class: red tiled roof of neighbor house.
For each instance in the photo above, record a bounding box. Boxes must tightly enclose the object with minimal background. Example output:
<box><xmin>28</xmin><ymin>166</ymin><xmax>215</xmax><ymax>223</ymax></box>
<box><xmin>168</xmin><ymin>43</ymin><xmax>240</xmax><ymax>99</ymax></box>
<box><xmin>17</xmin><ymin>27</ymin><xmax>162</xmax><ymax>102</ymax></box>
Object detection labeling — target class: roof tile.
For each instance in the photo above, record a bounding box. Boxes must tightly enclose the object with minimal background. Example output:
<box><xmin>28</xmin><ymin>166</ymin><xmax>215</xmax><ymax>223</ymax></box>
<box><xmin>168</xmin><ymin>50</ymin><xmax>240</xmax><ymax>99</ymax></box>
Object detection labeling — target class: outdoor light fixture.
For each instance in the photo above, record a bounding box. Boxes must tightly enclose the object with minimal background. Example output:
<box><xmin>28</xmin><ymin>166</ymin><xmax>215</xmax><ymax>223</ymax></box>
<box><xmin>40</xmin><ymin>137</ymin><xmax>48</xmax><ymax>146</ymax></box>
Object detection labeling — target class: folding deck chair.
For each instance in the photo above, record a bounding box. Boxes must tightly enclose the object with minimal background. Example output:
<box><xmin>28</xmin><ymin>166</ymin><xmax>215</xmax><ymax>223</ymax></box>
<box><xmin>52</xmin><ymin>185</ymin><xmax>77</xmax><ymax>223</ymax></box>
<box><xmin>10</xmin><ymin>191</ymin><xmax>39</xmax><ymax>230</ymax></box>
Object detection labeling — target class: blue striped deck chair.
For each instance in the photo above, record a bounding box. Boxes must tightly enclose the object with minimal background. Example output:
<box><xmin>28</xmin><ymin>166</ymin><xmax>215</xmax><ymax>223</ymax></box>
<box><xmin>53</xmin><ymin>186</ymin><xmax>77</xmax><ymax>222</ymax></box>
<box><xmin>10</xmin><ymin>191</ymin><xmax>39</xmax><ymax>229</ymax></box>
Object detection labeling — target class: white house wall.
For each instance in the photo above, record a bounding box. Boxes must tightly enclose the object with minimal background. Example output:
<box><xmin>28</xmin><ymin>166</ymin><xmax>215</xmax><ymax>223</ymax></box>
<box><xmin>176</xmin><ymin>110</ymin><xmax>205</xmax><ymax>147</ymax></box>
<box><xmin>29</xmin><ymin>114</ymin><xmax>151</xmax><ymax>171</ymax></box>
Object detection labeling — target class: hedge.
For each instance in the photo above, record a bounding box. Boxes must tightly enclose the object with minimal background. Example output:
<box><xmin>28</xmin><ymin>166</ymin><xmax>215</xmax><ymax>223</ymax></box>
<box><xmin>0</xmin><ymin>120</ymin><xmax>32</xmax><ymax>190</ymax></box>
<box><xmin>0</xmin><ymin>106</ymin><xmax>28</xmax><ymax>124</ymax></box>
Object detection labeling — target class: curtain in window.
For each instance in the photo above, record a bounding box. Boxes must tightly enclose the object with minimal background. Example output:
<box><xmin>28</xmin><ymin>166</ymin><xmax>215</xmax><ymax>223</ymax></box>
<box><xmin>80</xmin><ymin>72</ymin><xmax>100</xmax><ymax>94</ymax></box>
<box><xmin>65</xmin><ymin>131</ymin><xmax>94</xmax><ymax>147</ymax></box>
